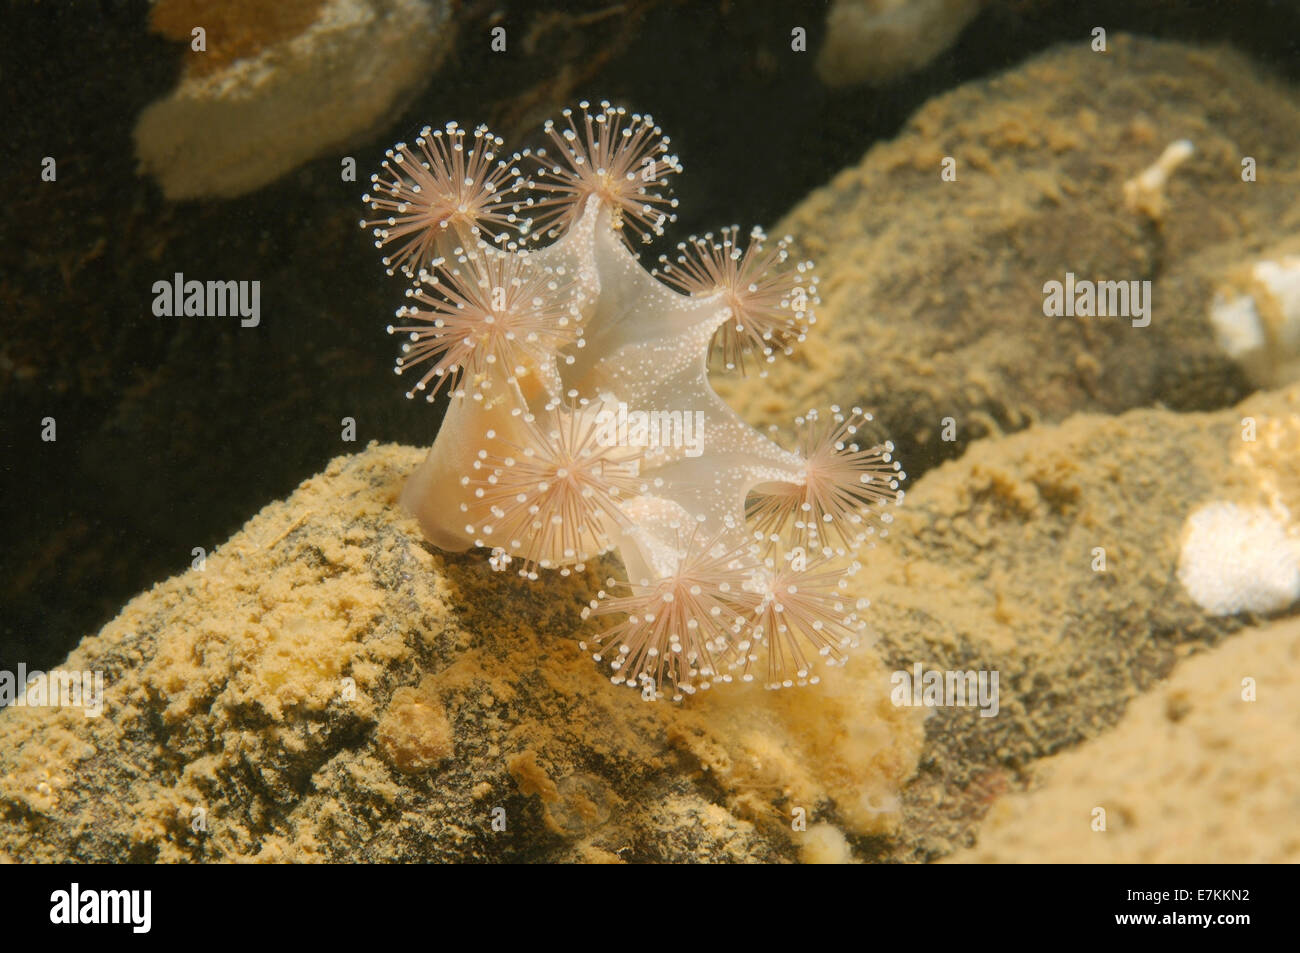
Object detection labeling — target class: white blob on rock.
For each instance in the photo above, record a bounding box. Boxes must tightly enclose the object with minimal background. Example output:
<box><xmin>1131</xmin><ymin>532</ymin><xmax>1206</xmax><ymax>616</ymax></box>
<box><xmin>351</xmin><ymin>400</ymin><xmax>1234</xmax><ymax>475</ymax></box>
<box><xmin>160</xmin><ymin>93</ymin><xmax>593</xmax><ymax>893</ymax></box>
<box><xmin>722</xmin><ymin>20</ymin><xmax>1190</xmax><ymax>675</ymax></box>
<box><xmin>816</xmin><ymin>0</ymin><xmax>981</xmax><ymax>87</ymax></box>
<box><xmin>1177</xmin><ymin>502</ymin><xmax>1300</xmax><ymax>616</ymax></box>
<box><xmin>1210</xmin><ymin>255</ymin><xmax>1300</xmax><ymax>388</ymax></box>
<box><xmin>799</xmin><ymin>823</ymin><xmax>855</xmax><ymax>864</ymax></box>
<box><xmin>135</xmin><ymin>0</ymin><xmax>450</xmax><ymax>200</ymax></box>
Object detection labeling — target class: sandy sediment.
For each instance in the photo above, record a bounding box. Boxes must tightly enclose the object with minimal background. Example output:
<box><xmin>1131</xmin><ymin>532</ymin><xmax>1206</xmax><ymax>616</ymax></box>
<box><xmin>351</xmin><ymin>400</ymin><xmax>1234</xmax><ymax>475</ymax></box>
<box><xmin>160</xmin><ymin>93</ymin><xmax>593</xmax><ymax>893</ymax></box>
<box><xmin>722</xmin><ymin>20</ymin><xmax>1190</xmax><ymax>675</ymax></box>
<box><xmin>946</xmin><ymin>615</ymin><xmax>1300</xmax><ymax>864</ymax></box>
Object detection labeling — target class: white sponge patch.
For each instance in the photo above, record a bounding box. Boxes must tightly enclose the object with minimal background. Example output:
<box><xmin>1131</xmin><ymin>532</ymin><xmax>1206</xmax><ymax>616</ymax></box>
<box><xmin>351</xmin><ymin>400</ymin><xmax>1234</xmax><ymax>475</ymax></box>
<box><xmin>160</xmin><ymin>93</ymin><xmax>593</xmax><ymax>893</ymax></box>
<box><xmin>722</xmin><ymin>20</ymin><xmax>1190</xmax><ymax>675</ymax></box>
<box><xmin>1177</xmin><ymin>502</ymin><xmax>1300</xmax><ymax>616</ymax></box>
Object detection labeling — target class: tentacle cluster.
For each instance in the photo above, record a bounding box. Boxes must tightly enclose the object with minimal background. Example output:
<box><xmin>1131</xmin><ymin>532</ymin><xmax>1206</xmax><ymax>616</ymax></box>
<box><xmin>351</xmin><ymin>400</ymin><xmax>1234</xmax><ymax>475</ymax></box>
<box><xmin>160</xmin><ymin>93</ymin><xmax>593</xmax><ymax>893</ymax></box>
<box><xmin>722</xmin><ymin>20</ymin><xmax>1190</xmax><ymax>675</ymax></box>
<box><xmin>748</xmin><ymin>406</ymin><xmax>905</xmax><ymax>558</ymax></box>
<box><xmin>461</xmin><ymin>397</ymin><xmax>649</xmax><ymax>579</ymax></box>
<box><xmin>517</xmin><ymin>100</ymin><xmax>682</xmax><ymax>245</ymax></box>
<box><xmin>388</xmin><ymin>247</ymin><xmax>582</xmax><ymax>401</ymax></box>
<box><xmin>362</xmin><ymin>101</ymin><xmax>905</xmax><ymax>700</ymax></box>
<box><xmin>361</xmin><ymin>121</ymin><xmax>526</xmax><ymax>277</ymax></box>
<box><xmin>657</xmin><ymin>226</ymin><xmax>818</xmax><ymax>375</ymax></box>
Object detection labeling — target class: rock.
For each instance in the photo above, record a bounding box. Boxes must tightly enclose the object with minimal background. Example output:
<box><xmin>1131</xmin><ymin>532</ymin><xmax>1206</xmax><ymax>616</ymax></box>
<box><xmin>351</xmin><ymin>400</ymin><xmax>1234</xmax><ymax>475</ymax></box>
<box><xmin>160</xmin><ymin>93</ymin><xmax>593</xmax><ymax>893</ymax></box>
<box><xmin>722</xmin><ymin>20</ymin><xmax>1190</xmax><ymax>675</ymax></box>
<box><xmin>862</xmin><ymin>382</ymin><xmax>1300</xmax><ymax>858</ymax></box>
<box><xmin>4</xmin><ymin>381</ymin><xmax>1297</xmax><ymax>862</ymax></box>
<box><xmin>946</xmin><ymin>615</ymin><xmax>1300</xmax><ymax>863</ymax></box>
<box><xmin>816</xmin><ymin>0</ymin><xmax>982</xmax><ymax>87</ymax></box>
<box><xmin>0</xmin><ymin>445</ymin><xmax>923</xmax><ymax>863</ymax></box>
<box><xmin>134</xmin><ymin>0</ymin><xmax>453</xmax><ymax>199</ymax></box>
<box><xmin>719</xmin><ymin>34</ymin><xmax>1300</xmax><ymax>476</ymax></box>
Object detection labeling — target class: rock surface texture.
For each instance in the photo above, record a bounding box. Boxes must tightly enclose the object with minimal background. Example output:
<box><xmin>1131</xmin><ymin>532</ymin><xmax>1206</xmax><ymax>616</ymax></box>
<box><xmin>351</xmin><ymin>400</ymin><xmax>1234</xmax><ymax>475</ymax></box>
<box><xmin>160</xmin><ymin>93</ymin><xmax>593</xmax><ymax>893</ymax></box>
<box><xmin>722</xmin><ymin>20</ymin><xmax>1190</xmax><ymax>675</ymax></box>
<box><xmin>3</xmin><ymin>381</ymin><xmax>1296</xmax><ymax>862</ymax></box>
<box><xmin>722</xmin><ymin>35</ymin><xmax>1300</xmax><ymax>476</ymax></box>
